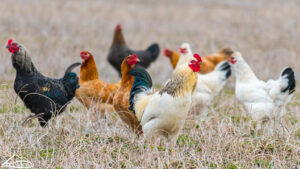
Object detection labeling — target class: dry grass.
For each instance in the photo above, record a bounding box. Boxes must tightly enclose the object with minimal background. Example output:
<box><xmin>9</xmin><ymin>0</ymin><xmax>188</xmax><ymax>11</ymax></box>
<box><xmin>0</xmin><ymin>0</ymin><xmax>299</xmax><ymax>168</ymax></box>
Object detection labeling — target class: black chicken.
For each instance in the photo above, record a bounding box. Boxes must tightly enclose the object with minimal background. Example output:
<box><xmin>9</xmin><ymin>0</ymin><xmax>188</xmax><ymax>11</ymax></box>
<box><xmin>107</xmin><ymin>24</ymin><xmax>160</xmax><ymax>76</ymax></box>
<box><xmin>7</xmin><ymin>39</ymin><xmax>81</xmax><ymax>127</ymax></box>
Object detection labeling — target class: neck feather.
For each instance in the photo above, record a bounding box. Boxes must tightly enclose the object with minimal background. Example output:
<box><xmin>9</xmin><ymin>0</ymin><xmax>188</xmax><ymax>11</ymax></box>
<box><xmin>121</xmin><ymin>60</ymin><xmax>134</xmax><ymax>84</ymax></box>
<box><xmin>12</xmin><ymin>49</ymin><xmax>37</xmax><ymax>74</ymax></box>
<box><xmin>160</xmin><ymin>65</ymin><xmax>197</xmax><ymax>97</ymax></box>
<box><xmin>113</xmin><ymin>30</ymin><xmax>126</xmax><ymax>46</ymax></box>
<box><xmin>234</xmin><ymin>60</ymin><xmax>257</xmax><ymax>82</ymax></box>
<box><xmin>79</xmin><ymin>55</ymin><xmax>99</xmax><ymax>83</ymax></box>
<box><xmin>170</xmin><ymin>51</ymin><xmax>180</xmax><ymax>69</ymax></box>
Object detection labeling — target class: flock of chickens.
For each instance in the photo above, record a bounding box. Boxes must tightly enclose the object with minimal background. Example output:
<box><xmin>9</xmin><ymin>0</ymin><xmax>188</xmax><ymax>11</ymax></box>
<box><xmin>6</xmin><ymin>24</ymin><xmax>296</xmax><ymax>146</ymax></box>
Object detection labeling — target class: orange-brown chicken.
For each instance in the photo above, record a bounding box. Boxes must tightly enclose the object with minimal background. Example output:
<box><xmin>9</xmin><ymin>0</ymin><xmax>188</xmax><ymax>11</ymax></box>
<box><xmin>76</xmin><ymin>51</ymin><xmax>121</xmax><ymax>116</ymax></box>
<box><xmin>164</xmin><ymin>47</ymin><xmax>233</xmax><ymax>74</ymax></box>
<box><xmin>113</xmin><ymin>54</ymin><xmax>142</xmax><ymax>135</ymax></box>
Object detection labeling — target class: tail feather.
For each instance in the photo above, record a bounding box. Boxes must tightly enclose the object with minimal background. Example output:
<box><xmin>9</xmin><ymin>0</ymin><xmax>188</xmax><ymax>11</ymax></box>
<box><xmin>216</xmin><ymin>61</ymin><xmax>231</xmax><ymax>79</ymax></box>
<box><xmin>128</xmin><ymin>68</ymin><xmax>153</xmax><ymax>113</ymax></box>
<box><xmin>146</xmin><ymin>43</ymin><xmax>160</xmax><ymax>61</ymax></box>
<box><xmin>280</xmin><ymin>67</ymin><xmax>295</xmax><ymax>94</ymax></box>
<box><xmin>64</xmin><ymin>62</ymin><xmax>81</xmax><ymax>76</ymax></box>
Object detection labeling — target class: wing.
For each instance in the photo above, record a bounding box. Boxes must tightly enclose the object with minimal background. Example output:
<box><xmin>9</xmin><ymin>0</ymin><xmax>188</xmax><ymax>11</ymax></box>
<box><xmin>197</xmin><ymin>61</ymin><xmax>231</xmax><ymax>95</ymax></box>
<box><xmin>39</xmin><ymin>78</ymin><xmax>69</xmax><ymax>104</ymax></box>
<box><xmin>236</xmin><ymin>79</ymin><xmax>273</xmax><ymax>103</ymax></box>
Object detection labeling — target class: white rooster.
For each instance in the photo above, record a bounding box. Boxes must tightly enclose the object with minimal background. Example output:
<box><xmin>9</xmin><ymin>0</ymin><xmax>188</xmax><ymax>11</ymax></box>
<box><xmin>128</xmin><ymin>58</ymin><xmax>202</xmax><ymax>144</ymax></box>
<box><xmin>229</xmin><ymin>51</ymin><xmax>296</xmax><ymax>129</ymax></box>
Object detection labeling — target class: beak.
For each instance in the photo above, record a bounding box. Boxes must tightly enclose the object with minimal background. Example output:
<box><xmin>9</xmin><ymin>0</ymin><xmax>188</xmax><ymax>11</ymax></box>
<box><xmin>136</xmin><ymin>58</ymin><xmax>140</xmax><ymax>62</ymax></box>
<box><xmin>6</xmin><ymin>45</ymin><xmax>9</xmax><ymax>48</ymax></box>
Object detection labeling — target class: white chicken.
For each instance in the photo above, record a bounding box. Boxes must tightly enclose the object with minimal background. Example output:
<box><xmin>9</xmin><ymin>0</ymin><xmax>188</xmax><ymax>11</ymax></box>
<box><xmin>174</xmin><ymin>42</ymin><xmax>194</xmax><ymax>70</ymax></box>
<box><xmin>193</xmin><ymin>61</ymin><xmax>231</xmax><ymax>106</ymax></box>
<box><xmin>128</xmin><ymin>58</ymin><xmax>201</xmax><ymax>144</ymax></box>
<box><xmin>229</xmin><ymin>51</ymin><xmax>296</xmax><ymax>129</ymax></box>
<box><xmin>176</xmin><ymin>43</ymin><xmax>232</xmax><ymax>106</ymax></box>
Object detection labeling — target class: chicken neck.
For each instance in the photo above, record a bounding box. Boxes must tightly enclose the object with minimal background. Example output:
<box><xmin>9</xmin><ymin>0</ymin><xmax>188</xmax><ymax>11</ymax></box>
<box><xmin>79</xmin><ymin>54</ymin><xmax>99</xmax><ymax>84</ymax></box>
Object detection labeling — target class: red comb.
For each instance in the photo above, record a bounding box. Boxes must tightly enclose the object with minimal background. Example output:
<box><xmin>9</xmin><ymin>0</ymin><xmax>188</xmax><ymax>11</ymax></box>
<box><xmin>164</xmin><ymin>48</ymin><xmax>172</xmax><ymax>57</ymax></box>
<box><xmin>132</xmin><ymin>53</ymin><xmax>137</xmax><ymax>58</ymax></box>
<box><xmin>193</xmin><ymin>54</ymin><xmax>202</xmax><ymax>62</ymax></box>
<box><xmin>189</xmin><ymin>59</ymin><xmax>200</xmax><ymax>72</ymax></box>
<box><xmin>80</xmin><ymin>51</ymin><xmax>86</xmax><ymax>55</ymax></box>
<box><xmin>179</xmin><ymin>47</ymin><xmax>187</xmax><ymax>54</ymax></box>
<box><xmin>7</xmin><ymin>39</ymin><xmax>13</xmax><ymax>46</ymax></box>
<box><xmin>116</xmin><ymin>24</ymin><xmax>122</xmax><ymax>31</ymax></box>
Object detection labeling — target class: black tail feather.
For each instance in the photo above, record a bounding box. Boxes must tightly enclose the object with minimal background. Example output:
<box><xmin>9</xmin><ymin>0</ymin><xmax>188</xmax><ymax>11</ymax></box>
<box><xmin>128</xmin><ymin>68</ymin><xmax>153</xmax><ymax>113</ymax></box>
<box><xmin>64</xmin><ymin>62</ymin><xmax>81</xmax><ymax>76</ymax></box>
<box><xmin>281</xmin><ymin>67</ymin><xmax>296</xmax><ymax>94</ymax></box>
<box><xmin>146</xmin><ymin>43</ymin><xmax>160</xmax><ymax>61</ymax></box>
<box><xmin>218</xmin><ymin>61</ymin><xmax>231</xmax><ymax>79</ymax></box>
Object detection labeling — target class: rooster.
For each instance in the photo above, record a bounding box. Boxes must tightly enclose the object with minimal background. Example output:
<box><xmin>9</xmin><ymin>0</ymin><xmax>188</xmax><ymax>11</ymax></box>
<box><xmin>128</xmin><ymin>57</ymin><xmax>201</xmax><ymax>144</ymax></box>
<box><xmin>113</xmin><ymin>54</ymin><xmax>142</xmax><ymax>135</ymax></box>
<box><xmin>7</xmin><ymin>39</ymin><xmax>80</xmax><ymax>127</ymax></box>
<box><xmin>107</xmin><ymin>24</ymin><xmax>160</xmax><ymax>76</ymax></box>
<box><xmin>164</xmin><ymin>47</ymin><xmax>233</xmax><ymax>74</ymax></box>
<box><xmin>229</xmin><ymin>51</ymin><xmax>296</xmax><ymax>129</ymax></box>
<box><xmin>175</xmin><ymin>43</ymin><xmax>231</xmax><ymax>107</ymax></box>
<box><xmin>76</xmin><ymin>51</ymin><xmax>121</xmax><ymax>116</ymax></box>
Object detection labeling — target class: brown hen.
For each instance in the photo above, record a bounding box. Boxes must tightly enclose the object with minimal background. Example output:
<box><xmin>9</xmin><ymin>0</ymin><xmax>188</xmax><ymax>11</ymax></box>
<box><xmin>113</xmin><ymin>54</ymin><xmax>142</xmax><ymax>135</ymax></box>
<box><xmin>76</xmin><ymin>51</ymin><xmax>120</xmax><ymax>117</ymax></box>
<box><xmin>164</xmin><ymin>47</ymin><xmax>233</xmax><ymax>74</ymax></box>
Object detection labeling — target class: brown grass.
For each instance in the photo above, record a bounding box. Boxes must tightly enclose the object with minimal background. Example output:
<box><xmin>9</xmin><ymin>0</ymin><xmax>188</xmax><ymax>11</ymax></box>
<box><xmin>0</xmin><ymin>0</ymin><xmax>299</xmax><ymax>168</ymax></box>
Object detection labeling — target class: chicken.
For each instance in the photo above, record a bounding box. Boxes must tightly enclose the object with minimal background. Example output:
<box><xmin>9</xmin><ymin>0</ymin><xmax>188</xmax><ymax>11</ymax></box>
<box><xmin>193</xmin><ymin>61</ymin><xmax>231</xmax><ymax>106</ymax></box>
<box><xmin>175</xmin><ymin>43</ymin><xmax>232</xmax><ymax>107</ymax></box>
<box><xmin>164</xmin><ymin>47</ymin><xmax>233</xmax><ymax>74</ymax></box>
<box><xmin>229</xmin><ymin>51</ymin><xmax>296</xmax><ymax>129</ymax></box>
<box><xmin>113</xmin><ymin>54</ymin><xmax>142</xmax><ymax>135</ymax></box>
<box><xmin>128</xmin><ymin>58</ymin><xmax>201</xmax><ymax>144</ymax></box>
<box><xmin>107</xmin><ymin>24</ymin><xmax>160</xmax><ymax>76</ymax></box>
<box><xmin>6</xmin><ymin>39</ymin><xmax>80</xmax><ymax>127</ymax></box>
<box><xmin>163</xmin><ymin>48</ymin><xmax>180</xmax><ymax>69</ymax></box>
<box><xmin>75</xmin><ymin>51</ymin><xmax>121</xmax><ymax>115</ymax></box>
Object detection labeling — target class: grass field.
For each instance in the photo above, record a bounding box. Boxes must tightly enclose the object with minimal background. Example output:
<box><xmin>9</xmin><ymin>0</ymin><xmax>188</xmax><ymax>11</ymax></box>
<box><xmin>0</xmin><ymin>0</ymin><xmax>299</xmax><ymax>168</ymax></box>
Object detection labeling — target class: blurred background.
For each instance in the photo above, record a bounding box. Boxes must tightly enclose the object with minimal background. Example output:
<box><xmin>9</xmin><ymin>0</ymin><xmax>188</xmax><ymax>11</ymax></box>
<box><xmin>0</xmin><ymin>0</ymin><xmax>299</xmax><ymax>90</ymax></box>
<box><xmin>0</xmin><ymin>1</ymin><xmax>299</xmax><ymax>168</ymax></box>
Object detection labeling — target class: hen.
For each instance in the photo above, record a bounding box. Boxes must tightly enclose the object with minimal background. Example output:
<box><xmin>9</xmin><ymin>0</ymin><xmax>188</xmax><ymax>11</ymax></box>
<box><xmin>164</xmin><ymin>47</ymin><xmax>233</xmax><ymax>74</ymax></box>
<box><xmin>107</xmin><ymin>24</ymin><xmax>160</xmax><ymax>76</ymax></box>
<box><xmin>7</xmin><ymin>39</ymin><xmax>80</xmax><ymax>127</ymax></box>
<box><xmin>75</xmin><ymin>51</ymin><xmax>121</xmax><ymax>116</ymax></box>
<box><xmin>175</xmin><ymin>43</ymin><xmax>231</xmax><ymax>107</ymax></box>
<box><xmin>229</xmin><ymin>52</ymin><xmax>295</xmax><ymax>129</ymax></box>
<box><xmin>112</xmin><ymin>54</ymin><xmax>142</xmax><ymax>135</ymax></box>
<box><xmin>128</xmin><ymin>58</ymin><xmax>201</xmax><ymax>144</ymax></box>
